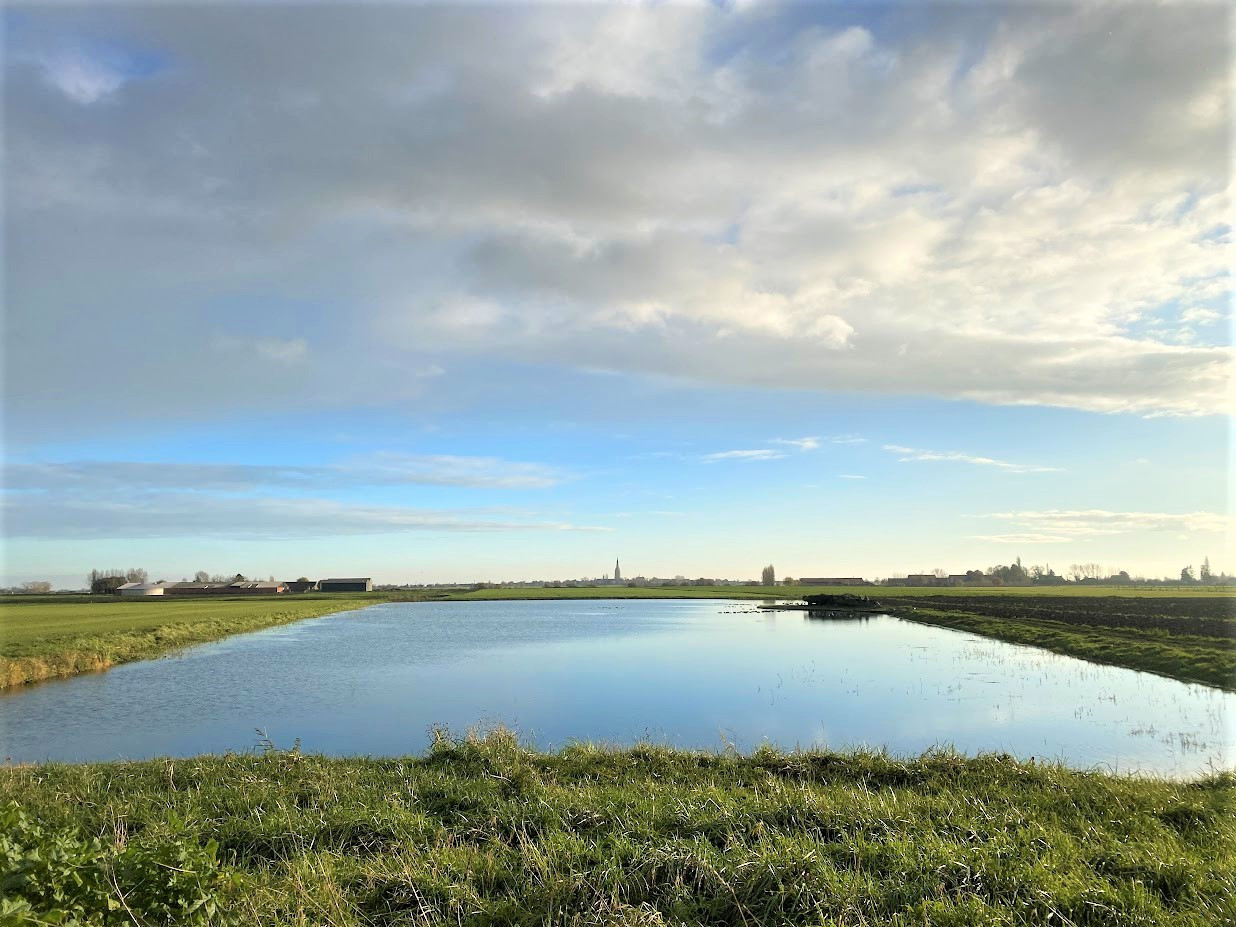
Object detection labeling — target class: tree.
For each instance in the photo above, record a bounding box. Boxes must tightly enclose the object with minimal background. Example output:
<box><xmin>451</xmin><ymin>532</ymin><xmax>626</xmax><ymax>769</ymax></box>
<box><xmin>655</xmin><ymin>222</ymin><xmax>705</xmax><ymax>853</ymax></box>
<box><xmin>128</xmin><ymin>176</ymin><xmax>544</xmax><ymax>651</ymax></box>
<box><xmin>781</xmin><ymin>576</ymin><xmax>795</xmax><ymax>585</ymax></box>
<box><xmin>20</xmin><ymin>581</ymin><xmax>52</xmax><ymax>594</ymax></box>
<box><xmin>932</xmin><ymin>568</ymin><xmax>948</xmax><ymax>579</ymax></box>
<box><xmin>1181</xmin><ymin>565</ymin><xmax>1195</xmax><ymax>583</ymax></box>
<box><xmin>88</xmin><ymin>569</ymin><xmax>127</xmax><ymax>594</ymax></box>
<box><xmin>761</xmin><ymin>564</ymin><xmax>776</xmax><ymax>586</ymax></box>
<box><xmin>1200</xmin><ymin>557</ymin><xmax>1213</xmax><ymax>583</ymax></box>
<box><xmin>125</xmin><ymin>567</ymin><xmax>148</xmax><ymax>583</ymax></box>
<box><xmin>194</xmin><ymin>570</ymin><xmax>210</xmax><ymax>583</ymax></box>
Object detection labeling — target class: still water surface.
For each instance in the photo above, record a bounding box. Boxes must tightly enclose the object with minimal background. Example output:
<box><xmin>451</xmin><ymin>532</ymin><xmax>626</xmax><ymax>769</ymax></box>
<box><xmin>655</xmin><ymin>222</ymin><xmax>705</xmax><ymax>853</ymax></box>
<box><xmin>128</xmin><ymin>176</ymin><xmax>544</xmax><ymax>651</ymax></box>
<box><xmin>2</xmin><ymin>600</ymin><xmax>1231</xmax><ymax>775</ymax></box>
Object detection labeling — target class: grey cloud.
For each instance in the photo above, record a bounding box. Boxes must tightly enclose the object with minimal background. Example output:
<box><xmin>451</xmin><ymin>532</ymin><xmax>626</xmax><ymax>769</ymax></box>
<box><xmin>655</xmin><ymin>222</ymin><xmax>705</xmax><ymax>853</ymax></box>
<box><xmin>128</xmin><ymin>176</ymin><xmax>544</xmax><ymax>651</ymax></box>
<box><xmin>5</xmin><ymin>3</ymin><xmax>1231</xmax><ymax>435</ymax></box>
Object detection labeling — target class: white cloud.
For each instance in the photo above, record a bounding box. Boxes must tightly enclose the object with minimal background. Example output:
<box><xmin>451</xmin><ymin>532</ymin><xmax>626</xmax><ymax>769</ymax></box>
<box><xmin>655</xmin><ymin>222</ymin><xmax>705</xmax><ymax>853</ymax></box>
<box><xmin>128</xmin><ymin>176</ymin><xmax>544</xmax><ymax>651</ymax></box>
<box><xmin>829</xmin><ymin>435</ymin><xmax>868</xmax><ymax>445</ymax></box>
<box><xmin>37</xmin><ymin>50</ymin><xmax>125</xmax><ymax>104</ymax></box>
<box><xmin>972</xmin><ymin>510</ymin><xmax>1230</xmax><ymax>537</ymax></box>
<box><xmin>773</xmin><ymin>436</ymin><xmax>820</xmax><ymax>450</ymax></box>
<box><xmin>969</xmin><ymin>533</ymin><xmax>1071</xmax><ymax>543</ymax></box>
<box><xmin>838</xmin><ymin>474</ymin><xmax>866</xmax><ymax>480</ymax></box>
<box><xmin>5</xmin><ymin>454</ymin><xmax>568</xmax><ymax>493</ymax></box>
<box><xmin>1</xmin><ymin>492</ymin><xmax>608</xmax><ymax>540</ymax></box>
<box><xmin>702</xmin><ymin>449</ymin><xmax>786</xmax><ymax>462</ymax></box>
<box><xmin>254</xmin><ymin>337</ymin><xmax>309</xmax><ymax>366</ymax></box>
<box><xmin>883</xmin><ymin>444</ymin><xmax>1063</xmax><ymax>474</ymax></box>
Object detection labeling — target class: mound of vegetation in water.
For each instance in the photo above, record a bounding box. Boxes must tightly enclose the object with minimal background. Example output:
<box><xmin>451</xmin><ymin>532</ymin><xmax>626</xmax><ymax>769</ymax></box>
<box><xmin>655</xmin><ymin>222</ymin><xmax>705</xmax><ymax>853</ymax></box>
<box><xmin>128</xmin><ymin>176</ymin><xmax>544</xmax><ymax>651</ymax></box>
<box><xmin>3</xmin><ymin>730</ymin><xmax>1232</xmax><ymax>926</ymax></box>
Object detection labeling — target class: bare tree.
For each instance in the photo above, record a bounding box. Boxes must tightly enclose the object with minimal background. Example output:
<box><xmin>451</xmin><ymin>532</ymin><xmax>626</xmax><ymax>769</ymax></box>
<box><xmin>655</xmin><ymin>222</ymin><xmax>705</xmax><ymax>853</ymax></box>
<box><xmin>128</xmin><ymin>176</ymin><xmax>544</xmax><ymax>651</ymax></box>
<box><xmin>20</xmin><ymin>581</ymin><xmax>52</xmax><ymax>594</ymax></box>
<box><xmin>194</xmin><ymin>570</ymin><xmax>210</xmax><ymax>583</ymax></box>
<box><xmin>125</xmin><ymin>567</ymin><xmax>148</xmax><ymax>583</ymax></box>
<box><xmin>761</xmin><ymin>564</ymin><xmax>776</xmax><ymax>586</ymax></box>
<box><xmin>932</xmin><ymin>568</ymin><xmax>948</xmax><ymax>579</ymax></box>
<box><xmin>1200</xmin><ymin>557</ymin><xmax>1213</xmax><ymax>583</ymax></box>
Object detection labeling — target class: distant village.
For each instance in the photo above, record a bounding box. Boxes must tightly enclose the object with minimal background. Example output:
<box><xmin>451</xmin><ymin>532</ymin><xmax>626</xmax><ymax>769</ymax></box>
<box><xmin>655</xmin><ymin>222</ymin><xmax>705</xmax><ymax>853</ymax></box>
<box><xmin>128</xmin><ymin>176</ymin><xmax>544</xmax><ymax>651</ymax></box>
<box><xmin>4</xmin><ymin>555</ymin><xmax>1228</xmax><ymax>596</ymax></box>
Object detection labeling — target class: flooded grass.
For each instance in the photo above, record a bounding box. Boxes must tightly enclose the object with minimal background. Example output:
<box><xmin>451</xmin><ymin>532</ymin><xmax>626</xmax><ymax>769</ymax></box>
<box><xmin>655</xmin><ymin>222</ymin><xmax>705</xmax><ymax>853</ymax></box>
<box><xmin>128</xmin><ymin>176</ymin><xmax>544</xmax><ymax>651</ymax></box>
<box><xmin>900</xmin><ymin>606</ymin><xmax>1236</xmax><ymax>691</ymax></box>
<box><xmin>2</xmin><ymin>729</ymin><xmax>1232</xmax><ymax>925</ymax></box>
<box><xmin>0</xmin><ymin>597</ymin><xmax>370</xmax><ymax>689</ymax></box>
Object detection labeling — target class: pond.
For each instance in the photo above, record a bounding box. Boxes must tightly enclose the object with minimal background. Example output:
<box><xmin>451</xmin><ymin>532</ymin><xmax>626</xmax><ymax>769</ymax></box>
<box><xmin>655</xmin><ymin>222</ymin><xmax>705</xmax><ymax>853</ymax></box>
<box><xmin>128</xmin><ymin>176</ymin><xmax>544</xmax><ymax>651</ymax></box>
<box><xmin>1</xmin><ymin>599</ymin><xmax>1231</xmax><ymax>776</ymax></box>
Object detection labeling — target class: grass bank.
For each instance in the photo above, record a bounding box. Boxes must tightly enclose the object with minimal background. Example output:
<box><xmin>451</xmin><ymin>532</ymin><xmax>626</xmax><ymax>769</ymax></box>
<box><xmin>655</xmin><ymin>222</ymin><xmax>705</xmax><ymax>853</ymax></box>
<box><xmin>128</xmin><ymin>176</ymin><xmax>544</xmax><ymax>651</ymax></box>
<box><xmin>895</xmin><ymin>605</ymin><xmax>1235</xmax><ymax>691</ymax></box>
<box><xmin>2</xmin><ymin>730</ymin><xmax>1231</xmax><ymax>926</ymax></box>
<box><xmin>0</xmin><ymin>597</ymin><xmax>370</xmax><ymax>690</ymax></box>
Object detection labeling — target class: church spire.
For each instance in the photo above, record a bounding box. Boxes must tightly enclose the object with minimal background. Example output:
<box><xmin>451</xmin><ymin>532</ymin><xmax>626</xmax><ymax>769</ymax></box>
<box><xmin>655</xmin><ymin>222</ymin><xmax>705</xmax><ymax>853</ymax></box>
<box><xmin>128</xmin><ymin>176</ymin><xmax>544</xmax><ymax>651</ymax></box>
<box><xmin>614</xmin><ymin>558</ymin><xmax>622</xmax><ymax>582</ymax></box>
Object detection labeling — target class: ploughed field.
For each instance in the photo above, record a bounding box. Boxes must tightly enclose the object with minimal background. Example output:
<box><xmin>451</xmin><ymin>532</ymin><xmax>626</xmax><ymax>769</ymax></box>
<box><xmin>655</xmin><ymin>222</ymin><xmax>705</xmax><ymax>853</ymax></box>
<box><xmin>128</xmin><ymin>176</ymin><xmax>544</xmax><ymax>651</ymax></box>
<box><xmin>893</xmin><ymin>594</ymin><xmax>1234</xmax><ymax>636</ymax></box>
<box><xmin>2</xmin><ymin>732</ymin><xmax>1233</xmax><ymax>927</ymax></box>
<box><xmin>890</xmin><ymin>595</ymin><xmax>1235</xmax><ymax>691</ymax></box>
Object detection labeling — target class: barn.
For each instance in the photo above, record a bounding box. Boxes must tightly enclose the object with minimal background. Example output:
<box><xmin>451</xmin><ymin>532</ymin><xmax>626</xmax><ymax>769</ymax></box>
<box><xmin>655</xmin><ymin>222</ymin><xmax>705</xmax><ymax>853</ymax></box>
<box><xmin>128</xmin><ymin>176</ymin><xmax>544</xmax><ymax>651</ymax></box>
<box><xmin>227</xmin><ymin>581</ymin><xmax>286</xmax><ymax>595</ymax></box>
<box><xmin>320</xmin><ymin>577</ymin><xmax>373</xmax><ymax>593</ymax></box>
<box><xmin>117</xmin><ymin>582</ymin><xmax>166</xmax><ymax>596</ymax></box>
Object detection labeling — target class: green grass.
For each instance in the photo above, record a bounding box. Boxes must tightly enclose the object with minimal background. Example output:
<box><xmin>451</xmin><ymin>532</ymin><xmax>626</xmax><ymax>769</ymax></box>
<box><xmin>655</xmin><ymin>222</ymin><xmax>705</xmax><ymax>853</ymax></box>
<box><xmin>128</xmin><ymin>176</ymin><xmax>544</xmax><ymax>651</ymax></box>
<box><xmin>2</xmin><ymin>730</ymin><xmax>1232</xmax><ymax>926</ymax></box>
<box><xmin>895</xmin><ymin>607</ymin><xmax>1235</xmax><ymax>692</ymax></box>
<box><xmin>0</xmin><ymin>596</ymin><xmax>370</xmax><ymax>689</ymax></box>
<box><xmin>437</xmin><ymin>584</ymin><xmax>1234</xmax><ymax>601</ymax></box>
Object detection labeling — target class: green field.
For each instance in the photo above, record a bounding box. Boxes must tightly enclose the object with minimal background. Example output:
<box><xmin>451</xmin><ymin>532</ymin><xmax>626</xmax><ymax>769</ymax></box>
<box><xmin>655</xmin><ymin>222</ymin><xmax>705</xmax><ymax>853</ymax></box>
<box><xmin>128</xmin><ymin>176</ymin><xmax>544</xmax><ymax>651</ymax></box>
<box><xmin>2</xmin><ymin>730</ymin><xmax>1231</xmax><ymax>926</ymax></box>
<box><xmin>0</xmin><ymin>596</ymin><xmax>370</xmax><ymax>689</ymax></box>
<box><xmin>434</xmin><ymin>584</ymin><xmax>1235</xmax><ymax>601</ymax></box>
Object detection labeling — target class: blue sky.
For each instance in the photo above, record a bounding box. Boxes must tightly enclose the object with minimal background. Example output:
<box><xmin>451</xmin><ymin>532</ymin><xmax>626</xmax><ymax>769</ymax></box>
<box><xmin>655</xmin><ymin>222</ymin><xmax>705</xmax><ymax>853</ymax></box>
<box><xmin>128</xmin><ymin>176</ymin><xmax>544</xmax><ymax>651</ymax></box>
<box><xmin>2</xmin><ymin>2</ymin><xmax>1230</xmax><ymax>587</ymax></box>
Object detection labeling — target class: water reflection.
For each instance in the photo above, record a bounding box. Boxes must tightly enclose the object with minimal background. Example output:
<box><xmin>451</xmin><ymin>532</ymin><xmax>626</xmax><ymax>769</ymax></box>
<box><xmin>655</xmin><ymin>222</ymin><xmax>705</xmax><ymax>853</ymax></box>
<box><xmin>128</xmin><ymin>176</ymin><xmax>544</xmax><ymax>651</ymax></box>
<box><xmin>1</xmin><ymin>599</ymin><xmax>1231</xmax><ymax>776</ymax></box>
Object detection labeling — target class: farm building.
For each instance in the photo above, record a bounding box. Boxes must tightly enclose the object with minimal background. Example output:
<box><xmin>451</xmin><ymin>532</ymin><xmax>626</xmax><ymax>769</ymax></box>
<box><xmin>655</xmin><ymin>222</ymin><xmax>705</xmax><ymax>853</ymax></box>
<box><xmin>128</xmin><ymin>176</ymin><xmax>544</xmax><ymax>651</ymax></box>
<box><xmin>283</xmin><ymin>580</ymin><xmax>319</xmax><ymax>593</ymax></box>
<box><xmin>320</xmin><ymin>577</ymin><xmax>373</xmax><ymax>592</ymax></box>
<box><xmin>165</xmin><ymin>582</ymin><xmax>231</xmax><ymax>596</ymax></box>
<box><xmin>228</xmin><ymin>581</ymin><xmax>286</xmax><ymax>595</ymax></box>
<box><xmin>798</xmin><ymin>577</ymin><xmax>868</xmax><ymax>586</ymax></box>
<box><xmin>117</xmin><ymin>582</ymin><xmax>166</xmax><ymax>596</ymax></box>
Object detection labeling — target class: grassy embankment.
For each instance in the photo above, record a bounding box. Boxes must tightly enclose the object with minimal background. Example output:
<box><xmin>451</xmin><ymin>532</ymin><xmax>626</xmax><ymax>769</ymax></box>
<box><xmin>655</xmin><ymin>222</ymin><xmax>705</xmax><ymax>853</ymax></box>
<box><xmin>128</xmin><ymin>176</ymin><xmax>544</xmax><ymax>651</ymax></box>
<box><xmin>3</xmin><ymin>729</ymin><xmax>1233</xmax><ymax>926</ymax></box>
<box><xmin>0</xmin><ymin>596</ymin><xmax>370</xmax><ymax>690</ymax></box>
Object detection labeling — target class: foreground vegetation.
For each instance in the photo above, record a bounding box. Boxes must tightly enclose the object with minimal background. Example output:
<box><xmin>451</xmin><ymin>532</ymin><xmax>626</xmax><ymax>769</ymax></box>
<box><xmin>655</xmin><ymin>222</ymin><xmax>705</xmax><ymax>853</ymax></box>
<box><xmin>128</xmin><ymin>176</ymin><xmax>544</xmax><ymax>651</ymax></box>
<box><xmin>2</xmin><ymin>730</ymin><xmax>1232</xmax><ymax>926</ymax></box>
<box><xmin>893</xmin><ymin>596</ymin><xmax>1235</xmax><ymax>691</ymax></box>
<box><xmin>0</xmin><ymin>597</ymin><xmax>370</xmax><ymax>689</ymax></box>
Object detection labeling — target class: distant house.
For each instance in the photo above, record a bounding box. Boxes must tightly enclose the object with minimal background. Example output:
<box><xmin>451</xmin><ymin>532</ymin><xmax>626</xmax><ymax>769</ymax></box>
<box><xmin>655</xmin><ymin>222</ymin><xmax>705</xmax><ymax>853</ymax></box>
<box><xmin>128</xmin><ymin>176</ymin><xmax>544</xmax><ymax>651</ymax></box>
<box><xmin>901</xmin><ymin>574</ymin><xmax>939</xmax><ymax>587</ymax></box>
<box><xmin>283</xmin><ymin>580</ymin><xmax>319</xmax><ymax>594</ymax></box>
<box><xmin>118</xmin><ymin>581</ymin><xmax>166</xmax><ymax>596</ymax></box>
<box><xmin>320</xmin><ymin>577</ymin><xmax>373</xmax><ymax>593</ymax></box>
<box><xmin>798</xmin><ymin>577</ymin><xmax>868</xmax><ymax>586</ymax></box>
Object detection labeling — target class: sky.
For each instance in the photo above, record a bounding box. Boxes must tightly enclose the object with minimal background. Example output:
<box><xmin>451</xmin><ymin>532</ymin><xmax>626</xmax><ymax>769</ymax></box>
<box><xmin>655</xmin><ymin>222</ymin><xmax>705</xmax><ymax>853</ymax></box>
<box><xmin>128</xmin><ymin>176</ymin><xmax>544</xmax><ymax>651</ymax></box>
<box><xmin>2</xmin><ymin>1</ymin><xmax>1232</xmax><ymax>588</ymax></box>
